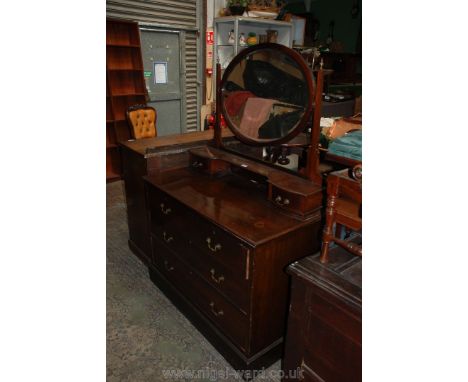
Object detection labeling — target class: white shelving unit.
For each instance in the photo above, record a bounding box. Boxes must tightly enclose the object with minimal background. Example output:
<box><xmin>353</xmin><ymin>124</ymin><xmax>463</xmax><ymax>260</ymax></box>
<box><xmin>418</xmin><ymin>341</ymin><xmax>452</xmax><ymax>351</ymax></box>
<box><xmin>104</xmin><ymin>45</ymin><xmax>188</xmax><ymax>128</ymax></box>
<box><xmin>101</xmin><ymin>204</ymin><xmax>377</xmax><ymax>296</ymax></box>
<box><xmin>213</xmin><ymin>16</ymin><xmax>293</xmax><ymax>95</ymax></box>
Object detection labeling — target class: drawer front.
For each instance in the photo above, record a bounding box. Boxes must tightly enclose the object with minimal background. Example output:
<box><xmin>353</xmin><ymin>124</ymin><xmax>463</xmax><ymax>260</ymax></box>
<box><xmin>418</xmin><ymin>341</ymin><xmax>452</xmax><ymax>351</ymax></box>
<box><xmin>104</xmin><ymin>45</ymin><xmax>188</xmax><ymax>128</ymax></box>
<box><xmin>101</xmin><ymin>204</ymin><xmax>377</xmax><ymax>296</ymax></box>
<box><xmin>152</xmin><ymin>223</ymin><xmax>250</xmax><ymax>312</ymax></box>
<box><xmin>189</xmin><ymin>154</ymin><xmax>210</xmax><ymax>172</ymax></box>
<box><xmin>190</xmin><ymin>217</ymin><xmax>251</xmax><ymax>279</ymax></box>
<box><xmin>183</xmin><ymin>243</ymin><xmax>250</xmax><ymax>313</ymax></box>
<box><xmin>189</xmin><ymin>153</ymin><xmax>230</xmax><ymax>175</ymax></box>
<box><xmin>270</xmin><ymin>186</ymin><xmax>302</xmax><ymax>213</ymax></box>
<box><xmin>151</xmin><ymin>221</ymin><xmax>190</xmax><ymax>258</ymax></box>
<box><xmin>152</xmin><ymin>238</ymin><xmax>249</xmax><ymax>351</ymax></box>
<box><xmin>147</xmin><ymin>185</ymin><xmax>187</xmax><ymax>225</ymax></box>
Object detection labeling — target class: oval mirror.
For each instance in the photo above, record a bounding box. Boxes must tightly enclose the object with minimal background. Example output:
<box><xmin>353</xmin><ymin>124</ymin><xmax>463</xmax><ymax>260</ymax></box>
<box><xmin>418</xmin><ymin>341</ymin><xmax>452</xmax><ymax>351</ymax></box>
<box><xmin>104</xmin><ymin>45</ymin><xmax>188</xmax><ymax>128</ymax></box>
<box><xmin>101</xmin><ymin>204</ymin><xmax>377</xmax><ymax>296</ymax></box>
<box><xmin>221</xmin><ymin>43</ymin><xmax>314</xmax><ymax>146</ymax></box>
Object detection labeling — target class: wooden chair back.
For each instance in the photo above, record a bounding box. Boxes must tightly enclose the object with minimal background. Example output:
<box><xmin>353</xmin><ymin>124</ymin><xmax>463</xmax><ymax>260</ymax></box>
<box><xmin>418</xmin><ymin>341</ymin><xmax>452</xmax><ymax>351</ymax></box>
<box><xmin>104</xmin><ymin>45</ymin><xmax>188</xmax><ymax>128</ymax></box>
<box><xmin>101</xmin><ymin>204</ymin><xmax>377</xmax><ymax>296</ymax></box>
<box><xmin>126</xmin><ymin>104</ymin><xmax>157</xmax><ymax>139</ymax></box>
<box><xmin>320</xmin><ymin>164</ymin><xmax>362</xmax><ymax>263</ymax></box>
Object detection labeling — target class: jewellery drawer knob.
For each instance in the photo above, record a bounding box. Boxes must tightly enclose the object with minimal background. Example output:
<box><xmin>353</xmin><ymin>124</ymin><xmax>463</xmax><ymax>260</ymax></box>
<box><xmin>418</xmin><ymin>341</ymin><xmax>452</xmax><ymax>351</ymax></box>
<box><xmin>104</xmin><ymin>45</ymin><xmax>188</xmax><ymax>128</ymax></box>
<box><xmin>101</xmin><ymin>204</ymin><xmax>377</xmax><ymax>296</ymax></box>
<box><xmin>206</xmin><ymin>237</ymin><xmax>222</xmax><ymax>252</ymax></box>
<box><xmin>209</xmin><ymin>301</ymin><xmax>224</xmax><ymax>317</ymax></box>
<box><xmin>160</xmin><ymin>203</ymin><xmax>172</xmax><ymax>215</ymax></box>
<box><xmin>210</xmin><ymin>268</ymin><xmax>225</xmax><ymax>284</ymax></box>
<box><xmin>163</xmin><ymin>231</ymin><xmax>174</xmax><ymax>243</ymax></box>
<box><xmin>192</xmin><ymin>161</ymin><xmax>203</xmax><ymax>168</ymax></box>
<box><xmin>275</xmin><ymin>195</ymin><xmax>290</xmax><ymax>206</ymax></box>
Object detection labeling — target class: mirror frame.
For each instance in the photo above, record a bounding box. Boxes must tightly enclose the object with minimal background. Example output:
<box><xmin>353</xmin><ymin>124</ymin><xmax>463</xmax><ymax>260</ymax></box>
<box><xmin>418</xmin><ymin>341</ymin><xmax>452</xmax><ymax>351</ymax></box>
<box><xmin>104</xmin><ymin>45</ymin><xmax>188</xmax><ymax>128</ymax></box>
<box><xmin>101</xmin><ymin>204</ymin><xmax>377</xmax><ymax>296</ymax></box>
<box><xmin>219</xmin><ymin>43</ymin><xmax>315</xmax><ymax>147</ymax></box>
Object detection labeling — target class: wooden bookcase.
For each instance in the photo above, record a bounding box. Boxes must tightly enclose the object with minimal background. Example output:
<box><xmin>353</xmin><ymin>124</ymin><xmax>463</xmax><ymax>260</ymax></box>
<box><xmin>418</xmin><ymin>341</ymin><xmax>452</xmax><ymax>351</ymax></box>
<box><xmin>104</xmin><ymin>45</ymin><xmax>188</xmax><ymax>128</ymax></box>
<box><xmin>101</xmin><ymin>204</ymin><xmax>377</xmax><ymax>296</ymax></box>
<box><xmin>106</xmin><ymin>19</ymin><xmax>146</xmax><ymax>182</ymax></box>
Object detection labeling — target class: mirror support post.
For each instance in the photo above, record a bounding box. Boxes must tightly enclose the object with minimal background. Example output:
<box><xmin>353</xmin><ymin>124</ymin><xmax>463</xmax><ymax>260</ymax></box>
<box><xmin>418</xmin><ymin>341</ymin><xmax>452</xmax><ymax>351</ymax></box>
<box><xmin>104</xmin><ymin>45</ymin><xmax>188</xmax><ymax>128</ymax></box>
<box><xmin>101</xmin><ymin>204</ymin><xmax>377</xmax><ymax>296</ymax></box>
<box><xmin>306</xmin><ymin>68</ymin><xmax>325</xmax><ymax>184</ymax></box>
<box><xmin>214</xmin><ymin>63</ymin><xmax>223</xmax><ymax>148</ymax></box>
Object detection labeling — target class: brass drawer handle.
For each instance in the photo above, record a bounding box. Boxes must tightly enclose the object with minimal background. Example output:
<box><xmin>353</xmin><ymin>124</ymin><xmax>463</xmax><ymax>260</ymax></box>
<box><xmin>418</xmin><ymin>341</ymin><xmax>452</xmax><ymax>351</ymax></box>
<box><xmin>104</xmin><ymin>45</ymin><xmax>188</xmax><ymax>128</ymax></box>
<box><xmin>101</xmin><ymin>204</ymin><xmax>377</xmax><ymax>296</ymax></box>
<box><xmin>206</xmin><ymin>237</ymin><xmax>222</xmax><ymax>252</ymax></box>
<box><xmin>164</xmin><ymin>260</ymin><xmax>174</xmax><ymax>271</ymax></box>
<box><xmin>160</xmin><ymin>203</ymin><xmax>172</xmax><ymax>215</ymax></box>
<box><xmin>275</xmin><ymin>195</ymin><xmax>290</xmax><ymax>206</ymax></box>
<box><xmin>209</xmin><ymin>301</ymin><xmax>224</xmax><ymax>317</ymax></box>
<box><xmin>210</xmin><ymin>268</ymin><xmax>225</xmax><ymax>284</ymax></box>
<box><xmin>163</xmin><ymin>231</ymin><xmax>174</xmax><ymax>243</ymax></box>
<box><xmin>192</xmin><ymin>161</ymin><xmax>203</xmax><ymax>168</ymax></box>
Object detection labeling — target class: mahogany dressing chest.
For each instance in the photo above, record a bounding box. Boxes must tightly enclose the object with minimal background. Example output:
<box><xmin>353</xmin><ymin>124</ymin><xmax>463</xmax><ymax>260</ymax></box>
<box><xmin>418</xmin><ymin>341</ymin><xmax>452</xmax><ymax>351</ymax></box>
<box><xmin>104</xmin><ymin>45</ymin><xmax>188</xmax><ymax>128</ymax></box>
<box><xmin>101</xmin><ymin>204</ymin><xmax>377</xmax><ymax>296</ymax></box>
<box><xmin>135</xmin><ymin>43</ymin><xmax>326</xmax><ymax>373</ymax></box>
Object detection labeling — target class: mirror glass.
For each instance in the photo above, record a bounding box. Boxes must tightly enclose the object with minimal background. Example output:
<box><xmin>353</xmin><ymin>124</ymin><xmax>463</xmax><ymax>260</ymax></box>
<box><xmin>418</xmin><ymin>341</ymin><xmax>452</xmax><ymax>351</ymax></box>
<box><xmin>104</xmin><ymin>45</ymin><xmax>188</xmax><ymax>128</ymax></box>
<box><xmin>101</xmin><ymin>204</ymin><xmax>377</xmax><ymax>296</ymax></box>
<box><xmin>221</xmin><ymin>45</ymin><xmax>312</xmax><ymax>145</ymax></box>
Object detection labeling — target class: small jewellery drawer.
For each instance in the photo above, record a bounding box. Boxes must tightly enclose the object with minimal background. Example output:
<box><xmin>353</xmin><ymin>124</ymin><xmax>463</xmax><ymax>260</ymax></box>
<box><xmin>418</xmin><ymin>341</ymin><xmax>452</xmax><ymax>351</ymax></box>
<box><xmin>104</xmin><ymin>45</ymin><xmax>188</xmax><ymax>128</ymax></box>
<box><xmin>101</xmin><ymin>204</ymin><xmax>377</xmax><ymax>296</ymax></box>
<box><xmin>152</xmin><ymin>238</ymin><xmax>249</xmax><ymax>351</ymax></box>
<box><xmin>269</xmin><ymin>184</ymin><xmax>322</xmax><ymax>217</ymax></box>
<box><xmin>189</xmin><ymin>154</ymin><xmax>210</xmax><ymax>172</ymax></box>
<box><xmin>270</xmin><ymin>186</ymin><xmax>301</xmax><ymax>213</ymax></box>
<box><xmin>189</xmin><ymin>152</ymin><xmax>230</xmax><ymax>175</ymax></box>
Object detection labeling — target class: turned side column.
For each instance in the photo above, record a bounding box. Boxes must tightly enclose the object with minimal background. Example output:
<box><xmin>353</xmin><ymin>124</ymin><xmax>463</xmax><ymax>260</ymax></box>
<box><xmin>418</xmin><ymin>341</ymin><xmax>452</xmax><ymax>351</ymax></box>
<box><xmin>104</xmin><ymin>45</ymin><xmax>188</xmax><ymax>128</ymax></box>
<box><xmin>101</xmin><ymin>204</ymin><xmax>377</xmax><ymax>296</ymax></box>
<box><xmin>320</xmin><ymin>176</ymin><xmax>339</xmax><ymax>263</ymax></box>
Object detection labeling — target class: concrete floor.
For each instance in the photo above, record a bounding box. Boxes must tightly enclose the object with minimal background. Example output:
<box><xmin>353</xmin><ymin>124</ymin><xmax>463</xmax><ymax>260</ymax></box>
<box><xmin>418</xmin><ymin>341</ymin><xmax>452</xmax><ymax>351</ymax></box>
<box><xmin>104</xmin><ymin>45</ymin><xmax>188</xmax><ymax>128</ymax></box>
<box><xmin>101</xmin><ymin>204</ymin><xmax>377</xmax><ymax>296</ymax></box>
<box><xmin>106</xmin><ymin>181</ymin><xmax>281</xmax><ymax>381</ymax></box>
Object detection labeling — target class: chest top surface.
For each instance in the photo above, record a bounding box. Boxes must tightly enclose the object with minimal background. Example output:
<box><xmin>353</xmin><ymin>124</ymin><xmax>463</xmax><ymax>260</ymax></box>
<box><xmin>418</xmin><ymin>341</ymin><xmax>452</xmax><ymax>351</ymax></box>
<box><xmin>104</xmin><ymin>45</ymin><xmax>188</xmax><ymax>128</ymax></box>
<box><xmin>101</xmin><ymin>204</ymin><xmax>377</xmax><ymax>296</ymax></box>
<box><xmin>144</xmin><ymin>167</ymin><xmax>316</xmax><ymax>246</ymax></box>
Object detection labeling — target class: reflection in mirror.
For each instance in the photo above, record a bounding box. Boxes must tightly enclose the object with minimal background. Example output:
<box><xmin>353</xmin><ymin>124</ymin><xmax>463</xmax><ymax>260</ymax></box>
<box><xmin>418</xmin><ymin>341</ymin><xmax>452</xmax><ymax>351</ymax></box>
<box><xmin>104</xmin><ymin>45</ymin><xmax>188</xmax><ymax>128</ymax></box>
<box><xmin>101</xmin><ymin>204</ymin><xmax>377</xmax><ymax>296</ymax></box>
<box><xmin>222</xmin><ymin>134</ymin><xmax>310</xmax><ymax>174</ymax></box>
<box><xmin>222</xmin><ymin>48</ymin><xmax>309</xmax><ymax>142</ymax></box>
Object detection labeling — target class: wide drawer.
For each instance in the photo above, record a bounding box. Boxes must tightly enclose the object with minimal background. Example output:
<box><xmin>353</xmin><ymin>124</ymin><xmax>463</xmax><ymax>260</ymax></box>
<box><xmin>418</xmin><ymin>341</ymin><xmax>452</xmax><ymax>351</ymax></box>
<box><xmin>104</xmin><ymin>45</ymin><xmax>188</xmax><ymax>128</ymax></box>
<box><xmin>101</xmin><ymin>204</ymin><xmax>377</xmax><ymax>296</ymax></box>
<box><xmin>147</xmin><ymin>184</ymin><xmax>188</xmax><ymax>225</ymax></box>
<box><xmin>150</xmin><ymin>220</ymin><xmax>190</xmax><ymax>257</ymax></box>
<box><xmin>152</xmin><ymin>237</ymin><xmax>249</xmax><ymax>351</ymax></box>
<box><xmin>189</xmin><ymin>216</ymin><xmax>252</xmax><ymax>279</ymax></box>
<box><xmin>152</xmin><ymin>223</ymin><xmax>250</xmax><ymax>313</ymax></box>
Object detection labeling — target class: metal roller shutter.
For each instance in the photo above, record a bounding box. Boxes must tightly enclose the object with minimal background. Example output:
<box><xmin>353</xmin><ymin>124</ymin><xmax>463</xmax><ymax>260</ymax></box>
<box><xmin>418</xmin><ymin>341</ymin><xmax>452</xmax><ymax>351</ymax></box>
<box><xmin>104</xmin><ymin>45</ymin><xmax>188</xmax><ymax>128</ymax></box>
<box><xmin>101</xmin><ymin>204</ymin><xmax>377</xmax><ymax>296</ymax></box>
<box><xmin>185</xmin><ymin>32</ymin><xmax>199</xmax><ymax>131</ymax></box>
<box><xmin>107</xmin><ymin>0</ymin><xmax>201</xmax><ymax>131</ymax></box>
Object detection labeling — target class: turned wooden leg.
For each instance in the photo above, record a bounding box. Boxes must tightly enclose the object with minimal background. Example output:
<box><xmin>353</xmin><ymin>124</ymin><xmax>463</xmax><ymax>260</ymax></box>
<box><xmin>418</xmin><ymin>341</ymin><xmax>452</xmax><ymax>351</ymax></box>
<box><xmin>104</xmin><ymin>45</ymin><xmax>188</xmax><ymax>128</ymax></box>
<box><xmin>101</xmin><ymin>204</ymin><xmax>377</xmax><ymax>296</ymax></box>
<box><xmin>320</xmin><ymin>193</ymin><xmax>337</xmax><ymax>264</ymax></box>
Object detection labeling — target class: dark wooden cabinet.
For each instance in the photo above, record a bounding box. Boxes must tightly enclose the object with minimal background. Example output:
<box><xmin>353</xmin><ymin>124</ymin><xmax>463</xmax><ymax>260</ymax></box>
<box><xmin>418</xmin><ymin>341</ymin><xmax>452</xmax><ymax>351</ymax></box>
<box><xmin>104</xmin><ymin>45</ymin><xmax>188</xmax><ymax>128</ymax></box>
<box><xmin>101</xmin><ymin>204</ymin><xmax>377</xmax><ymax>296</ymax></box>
<box><xmin>106</xmin><ymin>19</ymin><xmax>146</xmax><ymax>182</ymax></box>
<box><xmin>144</xmin><ymin>160</ymin><xmax>323</xmax><ymax>373</ymax></box>
<box><xmin>282</xmin><ymin>246</ymin><xmax>362</xmax><ymax>381</ymax></box>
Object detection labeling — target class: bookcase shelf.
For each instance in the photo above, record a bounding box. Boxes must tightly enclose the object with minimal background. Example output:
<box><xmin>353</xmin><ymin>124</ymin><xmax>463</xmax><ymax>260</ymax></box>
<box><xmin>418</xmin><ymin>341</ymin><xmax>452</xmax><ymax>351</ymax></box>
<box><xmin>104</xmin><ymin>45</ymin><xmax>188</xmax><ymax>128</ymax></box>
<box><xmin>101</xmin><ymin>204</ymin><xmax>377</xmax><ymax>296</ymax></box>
<box><xmin>106</xmin><ymin>18</ymin><xmax>146</xmax><ymax>182</ymax></box>
<box><xmin>107</xmin><ymin>46</ymin><xmax>143</xmax><ymax>70</ymax></box>
<box><xmin>106</xmin><ymin>21</ymin><xmax>141</xmax><ymax>46</ymax></box>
